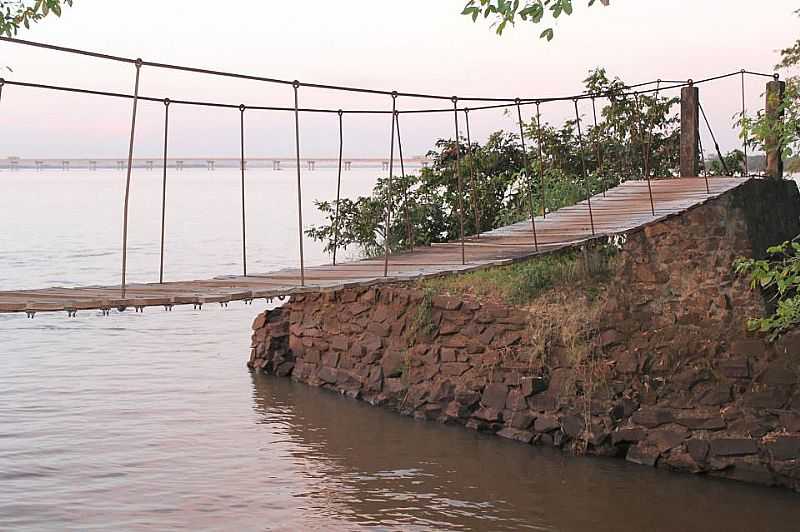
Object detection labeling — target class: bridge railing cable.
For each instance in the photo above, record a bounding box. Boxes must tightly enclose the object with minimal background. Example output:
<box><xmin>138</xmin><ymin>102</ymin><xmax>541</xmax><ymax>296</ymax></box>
<box><xmin>0</xmin><ymin>35</ymin><xmax>784</xmax><ymax>300</ymax></box>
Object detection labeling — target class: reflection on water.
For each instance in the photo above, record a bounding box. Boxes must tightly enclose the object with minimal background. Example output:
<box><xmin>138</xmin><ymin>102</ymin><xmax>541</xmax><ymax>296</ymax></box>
<box><xmin>251</xmin><ymin>375</ymin><xmax>800</xmax><ymax>532</ymax></box>
<box><xmin>1</xmin><ymin>170</ymin><xmax>799</xmax><ymax>530</ymax></box>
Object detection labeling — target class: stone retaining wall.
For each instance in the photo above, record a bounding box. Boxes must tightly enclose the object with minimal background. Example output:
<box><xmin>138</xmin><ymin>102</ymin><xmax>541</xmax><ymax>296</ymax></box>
<box><xmin>249</xmin><ymin>179</ymin><xmax>800</xmax><ymax>490</ymax></box>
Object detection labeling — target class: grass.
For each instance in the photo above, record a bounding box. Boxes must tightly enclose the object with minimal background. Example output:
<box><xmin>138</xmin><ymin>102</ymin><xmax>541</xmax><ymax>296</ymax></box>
<box><xmin>409</xmin><ymin>286</ymin><xmax>437</xmax><ymax>340</ymax></box>
<box><xmin>419</xmin><ymin>244</ymin><xmax>617</xmax><ymax>306</ymax></box>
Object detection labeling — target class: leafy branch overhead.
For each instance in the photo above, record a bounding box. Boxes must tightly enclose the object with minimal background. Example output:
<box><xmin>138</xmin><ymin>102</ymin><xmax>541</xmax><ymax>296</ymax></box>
<box><xmin>461</xmin><ymin>0</ymin><xmax>610</xmax><ymax>38</ymax></box>
<box><xmin>1</xmin><ymin>0</ymin><xmax>72</xmax><ymax>37</ymax></box>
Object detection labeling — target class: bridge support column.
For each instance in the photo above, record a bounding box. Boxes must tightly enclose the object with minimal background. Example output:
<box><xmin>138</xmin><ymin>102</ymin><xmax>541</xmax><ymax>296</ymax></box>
<box><xmin>680</xmin><ymin>84</ymin><xmax>699</xmax><ymax>177</ymax></box>
<box><xmin>766</xmin><ymin>78</ymin><xmax>786</xmax><ymax>179</ymax></box>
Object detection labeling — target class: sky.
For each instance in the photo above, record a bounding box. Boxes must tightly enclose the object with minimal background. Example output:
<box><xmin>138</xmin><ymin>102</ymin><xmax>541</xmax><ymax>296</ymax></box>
<box><xmin>0</xmin><ymin>0</ymin><xmax>798</xmax><ymax>159</ymax></box>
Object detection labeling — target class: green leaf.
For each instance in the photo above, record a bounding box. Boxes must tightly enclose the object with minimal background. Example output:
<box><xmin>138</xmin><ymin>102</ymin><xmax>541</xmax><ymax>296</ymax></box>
<box><xmin>540</xmin><ymin>28</ymin><xmax>554</xmax><ymax>41</ymax></box>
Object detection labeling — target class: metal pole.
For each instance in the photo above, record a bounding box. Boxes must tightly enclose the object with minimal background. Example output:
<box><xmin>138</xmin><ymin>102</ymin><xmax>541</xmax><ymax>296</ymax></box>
<box><xmin>395</xmin><ymin>110</ymin><xmax>413</xmax><ymax>251</ymax></box>
<box><xmin>644</xmin><ymin>80</ymin><xmax>661</xmax><ymax>180</ymax></box>
<box><xmin>741</xmin><ymin>70</ymin><xmax>749</xmax><ymax>177</ymax></box>
<box><xmin>699</xmin><ymin>101</ymin><xmax>731</xmax><ymax>176</ymax></box>
<box><xmin>634</xmin><ymin>92</ymin><xmax>656</xmax><ymax>216</ymax></box>
<box><xmin>591</xmin><ymin>96</ymin><xmax>605</xmax><ymax>197</ymax></box>
<box><xmin>383</xmin><ymin>92</ymin><xmax>397</xmax><ymax>277</ymax></box>
<box><xmin>516</xmin><ymin>99</ymin><xmax>539</xmax><ymax>251</ymax></box>
<box><xmin>573</xmin><ymin>99</ymin><xmax>596</xmax><ymax>236</ymax></box>
<box><xmin>332</xmin><ymin>110</ymin><xmax>344</xmax><ymax>265</ymax></box>
<box><xmin>453</xmin><ymin>97</ymin><xmax>466</xmax><ymax>265</ymax></box>
<box><xmin>239</xmin><ymin>104</ymin><xmax>248</xmax><ymax>276</ymax></box>
<box><xmin>698</xmin><ymin>129</ymin><xmax>710</xmax><ymax>193</ymax></box>
<box><xmin>535</xmin><ymin>101</ymin><xmax>547</xmax><ymax>218</ymax></box>
<box><xmin>159</xmin><ymin>98</ymin><xmax>170</xmax><ymax>284</ymax></box>
<box><xmin>293</xmin><ymin>81</ymin><xmax>305</xmax><ymax>286</ymax></box>
<box><xmin>464</xmin><ymin>108</ymin><xmax>481</xmax><ymax>235</ymax></box>
<box><xmin>121</xmin><ymin>59</ymin><xmax>142</xmax><ymax>299</ymax></box>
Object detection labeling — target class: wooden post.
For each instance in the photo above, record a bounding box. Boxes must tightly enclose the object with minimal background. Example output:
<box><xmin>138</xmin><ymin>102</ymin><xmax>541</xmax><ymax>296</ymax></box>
<box><xmin>766</xmin><ymin>78</ymin><xmax>786</xmax><ymax>179</ymax></box>
<box><xmin>680</xmin><ymin>85</ymin><xmax>699</xmax><ymax>177</ymax></box>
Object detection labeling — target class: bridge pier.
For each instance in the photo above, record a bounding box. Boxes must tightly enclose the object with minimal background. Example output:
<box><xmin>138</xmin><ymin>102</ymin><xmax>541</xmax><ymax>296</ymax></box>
<box><xmin>35</xmin><ymin>160</ymin><xmax>43</xmax><ymax>171</ymax></box>
<box><xmin>176</xmin><ymin>160</ymin><xmax>184</xmax><ymax>171</ymax></box>
<box><xmin>382</xmin><ymin>160</ymin><xmax>389</xmax><ymax>171</ymax></box>
<box><xmin>344</xmin><ymin>161</ymin><xmax>352</xmax><ymax>171</ymax></box>
<box><xmin>307</xmin><ymin>160</ymin><xmax>315</xmax><ymax>171</ymax></box>
<box><xmin>89</xmin><ymin>160</ymin><xmax>97</xmax><ymax>171</ymax></box>
<box><xmin>273</xmin><ymin>160</ymin><xmax>281</xmax><ymax>171</ymax></box>
<box><xmin>680</xmin><ymin>84</ymin><xmax>699</xmax><ymax>177</ymax></box>
<box><xmin>146</xmin><ymin>160</ymin><xmax>154</xmax><ymax>171</ymax></box>
<box><xmin>62</xmin><ymin>160</ymin><xmax>70</xmax><ymax>171</ymax></box>
<box><xmin>207</xmin><ymin>160</ymin><xmax>216</xmax><ymax>171</ymax></box>
<box><xmin>116</xmin><ymin>160</ymin><xmax>125</xmax><ymax>171</ymax></box>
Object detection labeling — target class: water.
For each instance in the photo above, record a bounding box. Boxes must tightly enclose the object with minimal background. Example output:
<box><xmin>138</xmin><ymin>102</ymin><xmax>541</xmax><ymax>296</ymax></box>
<box><xmin>2</xmin><ymin>169</ymin><xmax>800</xmax><ymax>531</ymax></box>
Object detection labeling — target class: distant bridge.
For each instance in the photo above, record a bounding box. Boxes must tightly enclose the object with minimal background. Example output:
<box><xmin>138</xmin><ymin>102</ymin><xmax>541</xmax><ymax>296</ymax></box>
<box><xmin>1</xmin><ymin>157</ymin><xmax>431</xmax><ymax>171</ymax></box>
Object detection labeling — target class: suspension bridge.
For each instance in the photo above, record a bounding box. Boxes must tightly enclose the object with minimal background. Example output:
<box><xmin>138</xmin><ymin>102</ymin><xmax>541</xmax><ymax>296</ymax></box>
<box><xmin>0</xmin><ymin>37</ymin><xmax>788</xmax><ymax>317</ymax></box>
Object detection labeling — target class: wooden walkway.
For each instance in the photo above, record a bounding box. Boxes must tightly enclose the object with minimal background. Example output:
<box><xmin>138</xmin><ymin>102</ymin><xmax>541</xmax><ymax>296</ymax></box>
<box><xmin>0</xmin><ymin>177</ymin><xmax>744</xmax><ymax>316</ymax></box>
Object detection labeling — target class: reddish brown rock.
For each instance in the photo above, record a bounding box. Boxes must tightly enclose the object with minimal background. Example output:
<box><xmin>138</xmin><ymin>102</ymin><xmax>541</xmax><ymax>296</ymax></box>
<box><xmin>632</xmin><ymin>408</ymin><xmax>674</xmax><ymax>428</ymax></box>
<box><xmin>710</xmin><ymin>438</ymin><xmax>759</xmax><ymax>457</ymax></box>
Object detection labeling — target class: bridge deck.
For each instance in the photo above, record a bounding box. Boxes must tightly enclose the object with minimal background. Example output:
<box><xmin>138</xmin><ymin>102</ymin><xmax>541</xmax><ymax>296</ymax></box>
<box><xmin>0</xmin><ymin>177</ymin><xmax>744</xmax><ymax>315</ymax></box>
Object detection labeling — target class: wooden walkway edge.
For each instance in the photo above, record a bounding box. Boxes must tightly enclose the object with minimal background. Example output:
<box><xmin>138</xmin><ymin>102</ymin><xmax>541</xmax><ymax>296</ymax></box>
<box><xmin>0</xmin><ymin>177</ymin><xmax>745</xmax><ymax>316</ymax></box>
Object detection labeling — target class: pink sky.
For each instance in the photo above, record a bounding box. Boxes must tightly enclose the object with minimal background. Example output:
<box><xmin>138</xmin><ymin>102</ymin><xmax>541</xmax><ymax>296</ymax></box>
<box><xmin>0</xmin><ymin>0</ymin><xmax>797</xmax><ymax>159</ymax></box>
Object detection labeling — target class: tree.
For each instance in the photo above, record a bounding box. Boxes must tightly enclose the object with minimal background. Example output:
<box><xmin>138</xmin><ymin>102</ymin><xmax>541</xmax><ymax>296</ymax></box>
<box><xmin>1</xmin><ymin>0</ymin><xmax>72</xmax><ymax>37</ymax></box>
<box><xmin>306</xmin><ymin>68</ymin><xmax>680</xmax><ymax>259</ymax></box>
<box><xmin>461</xmin><ymin>0</ymin><xmax>610</xmax><ymax>38</ymax></box>
<box><xmin>739</xmin><ymin>9</ymin><xmax>800</xmax><ymax>167</ymax></box>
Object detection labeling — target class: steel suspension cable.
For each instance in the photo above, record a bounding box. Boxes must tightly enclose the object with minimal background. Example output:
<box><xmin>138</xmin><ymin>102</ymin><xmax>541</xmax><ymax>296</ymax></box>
<box><xmin>239</xmin><ymin>104</ymin><xmax>248</xmax><ymax>276</ymax></box>
<box><xmin>383</xmin><ymin>93</ymin><xmax>398</xmax><ymax>277</ymax></box>
<box><xmin>453</xmin><ymin>97</ymin><xmax>466</xmax><ymax>264</ymax></box>
<box><xmin>0</xmin><ymin>37</ymin><xmax>770</xmax><ymax>113</ymax></box>
<box><xmin>159</xmin><ymin>98</ymin><xmax>170</xmax><ymax>284</ymax></box>
<box><xmin>464</xmin><ymin>108</ymin><xmax>481</xmax><ymax>236</ymax></box>
<box><xmin>516</xmin><ymin>99</ymin><xmax>539</xmax><ymax>251</ymax></box>
<box><xmin>535</xmin><ymin>102</ymin><xmax>547</xmax><ymax>218</ymax></box>
<box><xmin>394</xmin><ymin>110</ymin><xmax>413</xmax><ymax>251</ymax></box>
<box><xmin>698</xmin><ymin>128</ymin><xmax>710</xmax><ymax>193</ymax></box>
<box><xmin>0</xmin><ymin>68</ymin><xmax>773</xmax><ymax>117</ymax></box>
<box><xmin>573</xmin><ymin>99</ymin><xmax>596</xmax><ymax>236</ymax></box>
<box><xmin>699</xmin><ymin>100</ymin><xmax>731</xmax><ymax>176</ymax></box>
<box><xmin>332</xmin><ymin>110</ymin><xmax>344</xmax><ymax>265</ymax></box>
<box><xmin>293</xmin><ymin>82</ymin><xmax>305</xmax><ymax>286</ymax></box>
<box><xmin>120</xmin><ymin>59</ymin><xmax>142</xmax><ymax>299</ymax></box>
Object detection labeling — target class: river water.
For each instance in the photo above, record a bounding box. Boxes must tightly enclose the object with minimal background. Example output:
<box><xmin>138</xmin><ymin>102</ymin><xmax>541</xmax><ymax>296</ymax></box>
<box><xmin>1</xmin><ymin>169</ymin><xmax>800</xmax><ymax>531</ymax></box>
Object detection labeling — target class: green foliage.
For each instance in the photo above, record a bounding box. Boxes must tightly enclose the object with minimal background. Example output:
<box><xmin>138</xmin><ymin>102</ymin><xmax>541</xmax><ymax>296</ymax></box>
<box><xmin>737</xmin><ymin>9</ymin><xmax>800</xmax><ymax>166</ymax></box>
<box><xmin>410</xmin><ymin>287</ymin><xmax>437</xmax><ymax>338</ymax></box>
<box><xmin>709</xmin><ymin>149</ymin><xmax>747</xmax><ymax>177</ymax></box>
<box><xmin>421</xmin><ymin>244</ymin><xmax>616</xmax><ymax>305</ymax></box>
<box><xmin>461</xmin><ymin>0</ymin><xmax>609</xmax><ymax>37</ymax></box>
<box><xmin>738</xmin><ymin>78</ymin><xmax>800</xmax><ymax>163</ymax></box>
<box><xmin>306</xmin><ymin>69</ymin><xmax>681</xmax><ymax>260</ymax></box>
<box><xmin>1</xmin><ymin>0</ymin><xmax>72</xmax><ymax>37</ymax></box>
<box><xmin>735</xmin><ymin>240</ymin><xmax>800</xmax><ymax>340</ymax></box>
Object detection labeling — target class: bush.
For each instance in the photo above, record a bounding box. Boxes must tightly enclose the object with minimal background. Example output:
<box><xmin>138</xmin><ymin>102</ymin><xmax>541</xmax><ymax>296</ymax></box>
<box><xmin>734</xmin><ymin>240</ymin><xmax>800</xmax><ymax>340</ymax></box>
